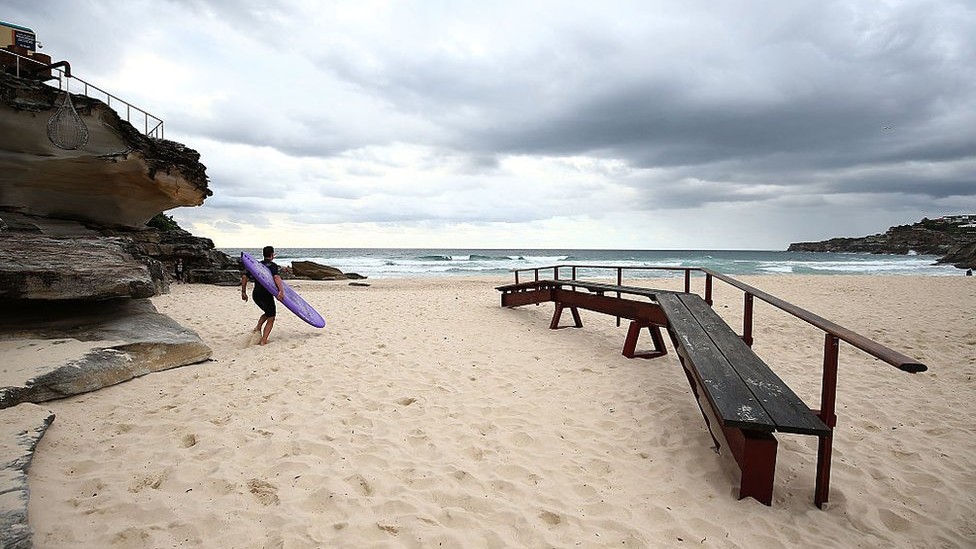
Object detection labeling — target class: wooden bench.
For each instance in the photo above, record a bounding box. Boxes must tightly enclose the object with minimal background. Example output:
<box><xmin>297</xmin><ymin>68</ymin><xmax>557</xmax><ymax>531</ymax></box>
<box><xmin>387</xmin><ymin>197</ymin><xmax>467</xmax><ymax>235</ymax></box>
<box><xmin>496</xmin><ymin>280</ymin><xmax>832</xmax><ymax>505</ymax></box>
<box><xmin>497</xmin><ymin>279</ymin><xmax>673</xmax><ymax>358</ymax></box>
<box><xmin>655</xmin><ymin>292</ymin><xmax>830</xmax><ymax>504</ymax></box>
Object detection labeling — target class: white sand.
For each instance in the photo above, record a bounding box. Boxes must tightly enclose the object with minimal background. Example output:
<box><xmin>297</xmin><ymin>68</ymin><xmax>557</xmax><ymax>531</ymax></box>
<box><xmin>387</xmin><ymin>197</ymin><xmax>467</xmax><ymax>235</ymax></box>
<box><xmin>25</xmin><ymin>275</ymin><xmax>976</xmax><ymax>548</ymax></box>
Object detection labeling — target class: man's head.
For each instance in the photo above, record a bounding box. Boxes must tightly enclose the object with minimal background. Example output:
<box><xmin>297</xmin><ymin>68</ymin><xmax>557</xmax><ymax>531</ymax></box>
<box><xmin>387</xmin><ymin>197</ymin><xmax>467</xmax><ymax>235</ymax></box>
<box><xmin>263</xmin><ymin>246</ymin><xmax>275</xmax><ymax>259</ymax></box>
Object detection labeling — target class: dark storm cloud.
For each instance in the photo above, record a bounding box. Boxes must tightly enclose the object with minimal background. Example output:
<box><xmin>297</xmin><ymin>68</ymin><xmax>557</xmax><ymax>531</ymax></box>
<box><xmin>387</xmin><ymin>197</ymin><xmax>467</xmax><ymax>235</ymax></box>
<box><xmin>298</xmin><ymin>0</ymin><xmax>976</xmax><ymax>206</ymax></box>
<box><xmin>10</xmin><ymin>0</ymin><xmax>975</xmax><ymax>247</ymax></box>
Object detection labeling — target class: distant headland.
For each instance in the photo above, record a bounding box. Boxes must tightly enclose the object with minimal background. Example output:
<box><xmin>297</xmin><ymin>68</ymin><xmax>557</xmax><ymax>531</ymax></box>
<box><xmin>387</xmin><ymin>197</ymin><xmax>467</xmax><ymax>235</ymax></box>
<box><xmin>788</xmin><ymin>215</ymin><xmax>976</xmax><ymax>270</ymax></box>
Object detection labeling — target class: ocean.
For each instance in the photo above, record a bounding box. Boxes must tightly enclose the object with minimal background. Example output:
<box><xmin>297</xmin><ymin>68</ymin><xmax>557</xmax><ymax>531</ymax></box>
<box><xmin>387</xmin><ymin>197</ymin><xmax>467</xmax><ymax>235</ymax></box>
<box><xmin>218</xmin><ymin>248</ymin><xmax>963</xmax><ymax>279</ymax></box>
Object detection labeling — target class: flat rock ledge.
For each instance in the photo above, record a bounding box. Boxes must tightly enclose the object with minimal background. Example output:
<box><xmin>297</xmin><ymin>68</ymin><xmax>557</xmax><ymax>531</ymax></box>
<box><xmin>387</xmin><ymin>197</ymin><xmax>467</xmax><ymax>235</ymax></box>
<box><xmin>0</xmin><ymin>233</ymin><xmax>162</xmax><ymax>300</ymax></box>
<box><xmin>0</xmin><ymin>403</ymin><xmax>55</xmax><ymax>549</ymax></box>
<box><xmin>0</xmin><ymin>299</ymin><xmax>212</xmax><ymax>409</ymax></box>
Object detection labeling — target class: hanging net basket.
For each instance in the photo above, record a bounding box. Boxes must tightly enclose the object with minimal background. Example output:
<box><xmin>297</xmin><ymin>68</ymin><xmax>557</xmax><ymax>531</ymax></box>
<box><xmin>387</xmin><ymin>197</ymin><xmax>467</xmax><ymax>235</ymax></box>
<box><xmin>47</xmin><ymin>85</ymin><xmax>89</xmax><ymax>150</ymax></box>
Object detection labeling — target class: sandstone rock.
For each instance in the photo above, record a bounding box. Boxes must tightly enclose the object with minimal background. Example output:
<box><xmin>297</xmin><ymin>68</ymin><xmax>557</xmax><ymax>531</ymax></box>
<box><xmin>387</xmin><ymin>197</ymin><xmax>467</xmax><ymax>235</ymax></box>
<box><xmin>0</xmin><ymin>72</ymin><xmax>211</xmax><ymax>227</ymax></box>
<box><xmin>939</xmin><ymin>241</ymin><xmax>976</xmax><ymax>270</ymax></box>
<box><xmin>291</xmin><ymin>260</ymin><xmax>366</xmax><ymax>280</ymax></box>
<box><xmin>0</xmin><ymin>211</ymin><xmax>243</xmax><ymax>292</ymax></box>
<box><xmin>99</xmin><ymin>225</ymin><xmax>241</xmax><ymax>286</ymax></box>
<box><xmin>0</xmin><ymin>299</ymin><xmax>211</xmax><ymax>409</ymax></box>
<box><xmin>0</xmin><ymin>233</ymin><xmax>162</xmax><ymax>300</ymax></box>
<box><xmin>0</xmin><ymin>403</ymin><xmax>55</xmax><ymax>549</ymax></box>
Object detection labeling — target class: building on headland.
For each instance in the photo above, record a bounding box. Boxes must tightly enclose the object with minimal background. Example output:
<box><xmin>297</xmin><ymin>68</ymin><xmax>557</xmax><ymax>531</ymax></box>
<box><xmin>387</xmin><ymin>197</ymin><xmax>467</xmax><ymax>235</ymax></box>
<box><xmin>0</xmin><ymin>20</ymin><xmax>54</xmax><ymax>78</ymax></box>
<box><xmin>937</xmin><ymin>214</ymin><xmax>976</xmax><ymax>224</ymax></box>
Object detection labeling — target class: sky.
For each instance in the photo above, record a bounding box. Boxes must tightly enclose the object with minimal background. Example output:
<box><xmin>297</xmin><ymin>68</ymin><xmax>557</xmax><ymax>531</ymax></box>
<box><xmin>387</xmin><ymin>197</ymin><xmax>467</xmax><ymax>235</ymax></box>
<box><xmin>6</xmin><ymin>0</ymin><xmax>976</xmax><ymax>249</ymax></box>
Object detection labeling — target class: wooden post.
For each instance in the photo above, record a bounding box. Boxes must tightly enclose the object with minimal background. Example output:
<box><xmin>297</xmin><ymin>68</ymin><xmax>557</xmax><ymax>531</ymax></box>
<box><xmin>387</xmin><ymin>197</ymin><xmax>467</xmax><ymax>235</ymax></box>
<box><xmin>743</xmin><ymin>293</ymin><xmax>754</xmax><ymax>346</ymax></box>
<box><xmin>553</xmin><ymin>266</ymin><xmax>559</xmax><ymax>280</ymax></box>
<box><xmin>515</xmin><ymin>271</ymin><xmax>520</xmax><ymax>284</ymax></box>
<box><xmin>684</xmin><ymin>269</ymin><xmax>691</xmax><ymax>293</ymax></box>
<box><xmin>705</xmin><ymin>273</ymin><xmax>713</xmax><ymax>305</ymax></box>
<box><xmin>815</xmin><ymin>334</ymin><xmax>839</xmax><ymax>508</ymax></box>
<box><xmin>616</xmin><ymin>268</ymin><xmax>623</xmax><ymax>327</ymax></box>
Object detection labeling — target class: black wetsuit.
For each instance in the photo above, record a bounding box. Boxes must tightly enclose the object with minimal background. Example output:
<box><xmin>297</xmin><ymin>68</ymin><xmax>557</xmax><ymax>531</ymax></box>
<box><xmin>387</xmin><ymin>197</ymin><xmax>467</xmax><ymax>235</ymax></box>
<box><xmin>249</xmin><ymin>259</ymin><xmax>280</xmax><ymax>317</ymax></box>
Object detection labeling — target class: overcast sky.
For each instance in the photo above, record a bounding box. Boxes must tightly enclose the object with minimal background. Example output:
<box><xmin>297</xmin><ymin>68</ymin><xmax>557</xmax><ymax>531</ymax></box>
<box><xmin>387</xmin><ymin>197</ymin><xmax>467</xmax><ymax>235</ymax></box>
<box><xmin>8</xmin><ymin>0</ymin><xmax>976</xmax><ymax>249</ymax></box>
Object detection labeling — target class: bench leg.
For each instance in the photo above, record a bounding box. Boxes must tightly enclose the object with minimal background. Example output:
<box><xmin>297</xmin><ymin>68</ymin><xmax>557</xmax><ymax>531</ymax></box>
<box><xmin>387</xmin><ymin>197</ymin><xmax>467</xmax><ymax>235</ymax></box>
<box><xmin>670</xmin><ymin>327</ymin><xmax>777</xmax><ymax>505</ymax></box>
<box><xmin>684</xmin><ymin>360</ymin><xmax>778</xmax><ymax>505</ymax></box>
<box><xmin>550</xmin><ymin>303</ymin><xmax>583</xmax><ymax>329</ymax></box>
<box><xmin>622</xmin><ymin>321</ymin><xmax>668</xmax><ymax>359</ymax></box>
<box><xmin>730</xmin><ymin>429</ymin><xmax>777</xmax><ymax>506</ymax></box>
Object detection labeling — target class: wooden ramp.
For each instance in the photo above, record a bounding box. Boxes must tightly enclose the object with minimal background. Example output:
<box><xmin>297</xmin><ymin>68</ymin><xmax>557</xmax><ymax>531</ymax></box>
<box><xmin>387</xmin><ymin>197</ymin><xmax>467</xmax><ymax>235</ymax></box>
<box><xmin>498</xmin><ymin>278</ymin><xmax>832</xmax><ymax>507</ymax></box>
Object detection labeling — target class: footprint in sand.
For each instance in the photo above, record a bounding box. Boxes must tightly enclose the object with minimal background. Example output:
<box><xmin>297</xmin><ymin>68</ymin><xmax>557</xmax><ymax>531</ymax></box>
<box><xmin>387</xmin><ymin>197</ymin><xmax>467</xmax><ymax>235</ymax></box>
<box><xmin>878</xmin><ymin>508</ymin><xmax>911</xmax><ymax>531</ymax></box>
<box><xmin>180</xmin><ymin>433</ymin><xmax>199</xmax><ymax>448</ymax></box>
<box><xmin>129</xmin><ymin>470</ymin><xmax>168</xmax><ymax>493</ymax></box>
<box><xmin>247</xmin><ymin>478</ymin><xmax>280</xmax><ymax>505</ymax></box>
<box><xmin>345</xmin><ymin>474</ymin><xmax>374</xmax><ymax>496</ymax></box>
<box><xmin>539</xmin><ymin>510</ymin><xmax>562</xmax><ymax>525</ymax></box>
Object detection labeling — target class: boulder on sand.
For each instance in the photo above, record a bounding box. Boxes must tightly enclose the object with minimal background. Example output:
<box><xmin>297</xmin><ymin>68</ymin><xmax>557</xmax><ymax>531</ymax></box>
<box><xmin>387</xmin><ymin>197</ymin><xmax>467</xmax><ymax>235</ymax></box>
<box><xmin>291</xmin><ymin>260</ymin><xmax>366</xmax><ymax>280</ymax></box>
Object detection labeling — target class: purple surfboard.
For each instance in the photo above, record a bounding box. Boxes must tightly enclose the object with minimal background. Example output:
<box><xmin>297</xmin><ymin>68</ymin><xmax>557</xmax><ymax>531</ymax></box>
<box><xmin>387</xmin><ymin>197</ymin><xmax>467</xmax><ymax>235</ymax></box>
<box><xmin>241</xmin><ymin>252</ymin><xmax>325</xmax><ymax>328</ymax></box>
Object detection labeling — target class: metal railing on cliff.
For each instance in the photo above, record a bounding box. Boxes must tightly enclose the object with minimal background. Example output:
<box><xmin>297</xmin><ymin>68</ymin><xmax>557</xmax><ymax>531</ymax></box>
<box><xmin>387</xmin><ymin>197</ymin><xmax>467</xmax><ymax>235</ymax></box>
<box><xmin>1</xmin><ymin>49</ymin><xmax>164</xmax><ymax>139</ymax></box>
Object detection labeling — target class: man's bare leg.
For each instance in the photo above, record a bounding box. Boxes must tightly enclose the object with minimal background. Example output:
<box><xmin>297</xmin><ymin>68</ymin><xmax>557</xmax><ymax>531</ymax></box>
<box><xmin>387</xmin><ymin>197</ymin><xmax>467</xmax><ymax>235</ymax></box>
<box><xmin>253</xmin><ymin>314</ymin><xmax>268</xmax><ymax>333</ymax></box>
<box><xmin>259</xmin><ymin>317</ymin><xmax>276</xmax><ymax>345</ymax></box>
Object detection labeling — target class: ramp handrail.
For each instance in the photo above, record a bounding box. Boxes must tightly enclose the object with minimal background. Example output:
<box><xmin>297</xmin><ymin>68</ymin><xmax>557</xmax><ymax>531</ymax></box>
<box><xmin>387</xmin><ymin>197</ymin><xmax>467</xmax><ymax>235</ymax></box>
<box><xmin>698</xmin><ymin>268</ymin><xmax>925</xmax><ymax>373</ymax></box>
<box><xmin>1</xmin><ymin>49</ymin><xmax>164</xmax><ymax>139</ymax></box>
<box><xmin>508</xmin><ymin>263</ymin><xmax>926</xmax><ymax>373</ymax></box>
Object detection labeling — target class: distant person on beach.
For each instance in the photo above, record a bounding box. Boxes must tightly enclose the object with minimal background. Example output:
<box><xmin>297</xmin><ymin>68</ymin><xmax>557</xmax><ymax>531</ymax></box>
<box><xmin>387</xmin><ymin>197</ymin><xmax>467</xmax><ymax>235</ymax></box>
<box><xmin>175</xmin><ymin>258</ymin><xmax>184</xmax><ymax>283</ymax></box>
<box><xmin>968</xmin><ymin>269</ymin><xmax>973</xmax><ymax>276</ymax></box>
<box><xmin>241</xmin><ymin>245</ymin><xmax>285</xmax><ymax>345</ymax></box>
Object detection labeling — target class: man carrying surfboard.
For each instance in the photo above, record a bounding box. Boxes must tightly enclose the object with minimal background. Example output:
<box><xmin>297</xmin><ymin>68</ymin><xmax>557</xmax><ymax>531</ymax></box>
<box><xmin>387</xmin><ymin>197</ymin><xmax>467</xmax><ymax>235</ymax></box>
<box><xmin>241</xmin><ymin>246</ymin><xmax>285</xmax><ymax>345</ymax></box>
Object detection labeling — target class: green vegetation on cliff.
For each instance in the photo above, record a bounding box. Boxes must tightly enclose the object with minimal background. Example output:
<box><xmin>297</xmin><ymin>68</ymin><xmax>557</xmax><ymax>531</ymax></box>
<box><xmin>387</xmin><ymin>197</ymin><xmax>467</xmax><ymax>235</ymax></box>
<box><xmin>147</xmin><ymin>212</ymin><xmax>182</xmax><ymax>231</ymax></box>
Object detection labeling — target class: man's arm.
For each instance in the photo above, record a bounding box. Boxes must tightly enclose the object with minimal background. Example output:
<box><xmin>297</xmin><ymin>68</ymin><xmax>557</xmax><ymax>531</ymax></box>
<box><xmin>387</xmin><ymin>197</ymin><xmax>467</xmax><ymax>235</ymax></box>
<box><xmin>240</xmin><ymin>274</ymin><xmax>249</xmax><ymax>301</ymax></box>
<box><xmin>273</xmin><ymin>275</ymin><xmax>285</xmax><ymax>300</ymax></box>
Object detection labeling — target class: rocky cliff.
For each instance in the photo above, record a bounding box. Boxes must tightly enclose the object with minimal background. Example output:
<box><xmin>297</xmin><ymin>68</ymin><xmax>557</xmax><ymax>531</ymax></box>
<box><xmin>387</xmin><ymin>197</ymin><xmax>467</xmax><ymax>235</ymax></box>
<box><xmin>0</xmin><ymin>70</ymin><xmax>219</xmax><ymax>404</ymax></box>
<box><xmin>0</xmin><ymin>71</ymin><xmax>211</xmax><ymax>226</ymax></box>
<box><xmin>788</xmin><ymin>218</ymin><xmax>976</xmax><ymax>270</ymax></box>
<box><xmin>0</xmin><ymin>69</ymin><xmax>221</xmax><ymax>547</ymax></box>
<box><xmin>0</xmin><ymin>70</ymin><xmax>241</xmax><ymax>288</ymax></box>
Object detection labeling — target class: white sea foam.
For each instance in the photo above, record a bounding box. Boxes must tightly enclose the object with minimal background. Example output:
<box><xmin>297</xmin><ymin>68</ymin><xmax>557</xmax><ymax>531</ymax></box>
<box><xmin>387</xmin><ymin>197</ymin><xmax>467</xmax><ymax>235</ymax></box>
<box><xmin>222</xmin><ymin>248</ymin><xmax>963</xmax><ymax>278</ymax></box>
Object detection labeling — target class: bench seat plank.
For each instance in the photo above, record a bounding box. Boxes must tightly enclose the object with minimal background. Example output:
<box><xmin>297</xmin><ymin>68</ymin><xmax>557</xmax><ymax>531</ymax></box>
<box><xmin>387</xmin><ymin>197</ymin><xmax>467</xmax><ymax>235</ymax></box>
<box><xmin>656</xmin><ymin>293</ymin><xmax>777</xmax><ymax>432</ymax></box>
<box><xmin>680</xmin><ymin>295</ymin><xmax>830</xmax><ymax>436</ymax></box>
<box><xmin>495</xmin><ymin>280</ymin><xmax>556</xmax><ymax>292</ymax></box>
<box><xmin>560</xmin><ymin>280</ymin><xmax>672</xmax><ymax>300</ymax></box>
<box><xmin>676</xmin><ymin>294</ymin><xmax>829</xmax><ymax>436</ymax></box>
<box><xmin>566</xmin><ymin>280</ymin><xmax>654</xmax><ymax>296</ymax></box>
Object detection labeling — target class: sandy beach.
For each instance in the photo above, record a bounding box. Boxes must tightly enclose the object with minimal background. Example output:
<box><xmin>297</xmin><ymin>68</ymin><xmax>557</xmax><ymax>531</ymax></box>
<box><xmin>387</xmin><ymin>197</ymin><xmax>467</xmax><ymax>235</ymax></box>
<box><xmin>23</xmin><ymin>274</ymin><xmax>976</xmax><ymax>548</ymax></box>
